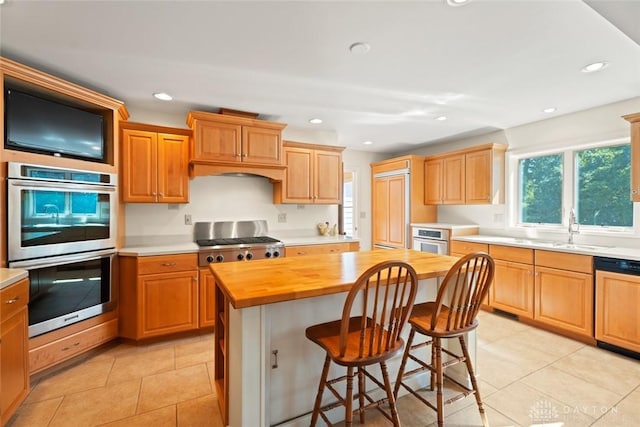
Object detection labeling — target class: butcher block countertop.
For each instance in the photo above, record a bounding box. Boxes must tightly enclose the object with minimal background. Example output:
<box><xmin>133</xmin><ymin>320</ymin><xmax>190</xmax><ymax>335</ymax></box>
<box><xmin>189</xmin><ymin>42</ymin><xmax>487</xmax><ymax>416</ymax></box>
<box><xmin>209</xmin><ymin>249</ymin><xmax>459</xmax><ymax>309</ymax></box>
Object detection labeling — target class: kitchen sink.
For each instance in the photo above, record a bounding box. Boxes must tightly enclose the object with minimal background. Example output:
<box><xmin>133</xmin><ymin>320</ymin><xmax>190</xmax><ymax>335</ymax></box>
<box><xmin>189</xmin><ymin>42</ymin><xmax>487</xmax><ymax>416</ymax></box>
<box><xmin>549</xmin><ymin>242</ymin><xmax>613</xmax><ymax>251</ymax></box>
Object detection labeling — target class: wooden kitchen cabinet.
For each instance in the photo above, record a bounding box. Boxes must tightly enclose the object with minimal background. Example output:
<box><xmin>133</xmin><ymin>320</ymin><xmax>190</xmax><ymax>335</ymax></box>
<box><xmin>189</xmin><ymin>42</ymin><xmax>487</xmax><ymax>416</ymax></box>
<box><xmin>489</xmin><ymin>245</ymin><xmax>535</xmax><ymax>318</ymax></box>
<box><xmin>534</xmin><ymin>250</ymin><xmax>593</xmax><ymax>338</ymax></box>
<box><xmin>596</xmin><ymin>270</ymin><xmax>640</xmax><ymax>353</ymax></box>
<box><xmin>451</xmin><ymin>241</ymin><xmax>490</xmax><ymax>306</ymax></box>
<box><xmin>624</xmin><ymin>112</ymin><xmax>640</xmax><ymax>202</ymax></box>
<box><xmin>1</xmin><ymin>278</ymin><xmax>29</xmax><ymax>425</ymax></box>
<box><xmin>371</xmin><ymin>155</ymin><xmax>436</xmax><ymax>249</ymax></box>
<box><xmin>119</xmin><ymin>254</ymin><xmax>199</xmax><ymax>340</ymax></box>
<box><xmin>199</xmin><ymin>267</ymin><xmax>216</xmax><ymax>328</ymax></box>
<box><xmin>187</xmin><ymin>110</ymin><xmax>287</xmax><ymax>180</ymax></box>
<box><xmin>424</xmin><ymin>155</ymin><xmax>465</xmax><ymax>205</ymax></box>
<box><xmin>284</xmin><ymin>241</ymin><xmax>359</xmax><ymax>257</ymax></box>
<box><xmin>120</xmin><ymin>122</ymin><xmax>191</xmax><ymax>203</ymax></box>
<box><xmin>424</xmin><ymin>143</ymin><xmax>507</xmax><ymax>205</ymax></box>
<box><xmin>273</xmin><ymin>141</ymin><xmax>344</xmax><ymax>204</ymax></box>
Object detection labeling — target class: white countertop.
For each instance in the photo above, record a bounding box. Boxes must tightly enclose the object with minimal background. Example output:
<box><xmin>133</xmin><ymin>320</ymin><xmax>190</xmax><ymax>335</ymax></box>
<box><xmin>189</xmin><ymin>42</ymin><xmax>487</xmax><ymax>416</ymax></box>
<box><xmin>453</xmin><ymin>234</ymin><xmax>640</xmax><ymax>261</ymax></box>
<box><xmin>0</xmin><ymin>268</ymin><xmax>29</xmax><ymax>291</ymax></box>
<box><xmin>119</xmin><ymin>235</ymin><xmax>359</xmax><ymax>257</ymax></box>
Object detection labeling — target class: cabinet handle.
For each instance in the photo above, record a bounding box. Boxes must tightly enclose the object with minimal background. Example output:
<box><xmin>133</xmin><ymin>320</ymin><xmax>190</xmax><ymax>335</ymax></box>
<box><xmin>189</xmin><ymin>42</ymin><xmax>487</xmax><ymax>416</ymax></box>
<box><xmin>236</xmin><ymin>153</ymin><xmax>242</xmax><ymax>157</ymax></box>
<box><xmin>159</xmin><ymin>193</ymin><xmax>164</xmax><ymax>197</ymax></box>
<box><xmin>297</xmin><ymin>251</ymin><xmax>307</xmax><ymax>255</ymax></box>
<box><xmin>161</xmin><ymin>262</ymin><xmax>177</xmax><ymax>267</ymax></box>
<box><xmin>5</xmin><ymin>296</ymin><xmax>20</xmax><ymax>304</ymax></box>
<box><xmin>632</xmin><ymin>189</ymin><xmax>638</xmax><ymax>195</ymax></box>
<box><xmin>61</xmin><ymin>342</ymin><xmax>81</xmax><ymax>351</ymax></box>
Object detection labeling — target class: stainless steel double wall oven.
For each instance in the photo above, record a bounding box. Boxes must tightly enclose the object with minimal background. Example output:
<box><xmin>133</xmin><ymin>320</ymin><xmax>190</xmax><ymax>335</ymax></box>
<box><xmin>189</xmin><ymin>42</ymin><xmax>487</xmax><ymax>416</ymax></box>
<box><xmin>7</xmin><ymin>162</ymin><xmax>117</xmax><ymax>337</ymax></box>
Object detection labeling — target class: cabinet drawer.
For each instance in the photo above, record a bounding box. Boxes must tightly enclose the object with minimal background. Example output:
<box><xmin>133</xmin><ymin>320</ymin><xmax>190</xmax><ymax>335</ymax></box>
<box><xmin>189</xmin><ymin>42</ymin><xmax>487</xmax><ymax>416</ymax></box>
<box><xmin>490</xmin><ymin>245</ymin><xmax>534</xmax><ymax>264</ymax></box>
<box><xmin>137</xmin><ymin>253</ymin><xmax>198</xmax><ymax>275</ymax></box>
<box><xmin>536</xmin><ymin>250</ymin><xmax>592</xmax><ymax>274</ymax></box>
<box><xmin>1</xmin><ymin>278</ymin><xmax>29</xmax><ymax>319</ymax></box>
<box><xmin>450</xmin><ymin>241</ymin><xmax>488</xmax><ymax>255</ymax></box>
<box><xmin>29</xmin><ymin>318</ymin><xmax>118</xmax><ymax>374</ymax></box>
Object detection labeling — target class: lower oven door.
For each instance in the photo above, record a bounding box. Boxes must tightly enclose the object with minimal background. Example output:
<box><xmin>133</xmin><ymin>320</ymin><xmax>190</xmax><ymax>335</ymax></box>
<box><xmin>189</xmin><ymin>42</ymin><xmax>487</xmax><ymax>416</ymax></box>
<box><xmin>9</xmin><ymin>249</ymin><xmax>115</xmax><ymax>338</ymax></box>
<box><xmin>413</xmin><ymin>238</ymin><xmax>449</xmax><ymax>255</ymax></box>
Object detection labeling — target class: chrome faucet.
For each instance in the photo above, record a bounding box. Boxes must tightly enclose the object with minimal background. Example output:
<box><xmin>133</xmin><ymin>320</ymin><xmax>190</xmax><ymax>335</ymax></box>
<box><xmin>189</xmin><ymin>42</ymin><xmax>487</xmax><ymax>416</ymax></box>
<box><xmin>43</xmin><ymin>204</ymin><xmax>60</xmax><ymax>224</ymax></box>
<box><xmin>568</xmin><ymin>207</ymin><xmax>579</xmax><ymax>244</ymax></box>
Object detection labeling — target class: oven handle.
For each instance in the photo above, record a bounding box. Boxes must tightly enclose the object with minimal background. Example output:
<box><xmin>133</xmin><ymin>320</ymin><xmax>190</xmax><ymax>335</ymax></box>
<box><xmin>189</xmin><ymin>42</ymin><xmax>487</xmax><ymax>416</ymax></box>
<box><xmin>9</xmin><ymin>249</ymin><xmax>115</xmax><ymax>270</ymax></box>
<box><xmin>9</xmin><ymin>179</ymin><xmax>116</xmax><ymax>193</ymax></box>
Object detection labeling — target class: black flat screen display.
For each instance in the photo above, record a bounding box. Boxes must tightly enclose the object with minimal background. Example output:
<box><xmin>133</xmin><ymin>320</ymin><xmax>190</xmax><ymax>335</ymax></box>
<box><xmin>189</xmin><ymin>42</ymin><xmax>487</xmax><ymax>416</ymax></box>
<box><xmin>5</xmin><ymin>88</ymin><xmax>105</xmax><ymax>162</ymax></box>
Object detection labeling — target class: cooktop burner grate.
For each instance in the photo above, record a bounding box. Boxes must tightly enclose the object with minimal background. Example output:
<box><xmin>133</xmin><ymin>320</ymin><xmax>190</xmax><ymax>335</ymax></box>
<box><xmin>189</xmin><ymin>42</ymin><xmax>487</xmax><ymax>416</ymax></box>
<box><xmin>196</xmin><ymin>236</ymin><xmax>281</xmax><ymax>247</ymax></box>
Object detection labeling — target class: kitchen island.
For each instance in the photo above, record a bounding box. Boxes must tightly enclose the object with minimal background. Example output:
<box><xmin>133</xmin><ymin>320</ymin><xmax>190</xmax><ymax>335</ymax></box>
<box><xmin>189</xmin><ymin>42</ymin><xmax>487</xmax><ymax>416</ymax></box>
<box><xmin>209</xmin><ymin>249</ymin><xmax>464</xmax><ymax>427</ymax></box>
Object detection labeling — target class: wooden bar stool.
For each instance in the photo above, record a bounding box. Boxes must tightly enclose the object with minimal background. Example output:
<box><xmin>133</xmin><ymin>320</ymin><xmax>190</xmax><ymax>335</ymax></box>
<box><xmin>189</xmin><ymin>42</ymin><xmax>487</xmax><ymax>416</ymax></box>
<box><xmin>305</xmin><ymin>260</ymin><xmax>419</xmax><ymax>427</ymax></box>
<box><xmin>394</xmin><ymin>252</ymin><xmax>494</xmax><ymax>426</ymax></box>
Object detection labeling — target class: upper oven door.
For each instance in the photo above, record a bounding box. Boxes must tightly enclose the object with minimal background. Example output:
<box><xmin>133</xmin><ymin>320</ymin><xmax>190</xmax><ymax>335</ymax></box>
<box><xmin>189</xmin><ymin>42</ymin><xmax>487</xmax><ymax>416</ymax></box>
<box><xmin>7</xmin><ymin>178</ymin><xmax>117</xmax><ymax>262</ymax></box>
<box><xmin>413</xmin><ymin>237</ymin><xmax>449</xmax><ymax>255</ymax></box>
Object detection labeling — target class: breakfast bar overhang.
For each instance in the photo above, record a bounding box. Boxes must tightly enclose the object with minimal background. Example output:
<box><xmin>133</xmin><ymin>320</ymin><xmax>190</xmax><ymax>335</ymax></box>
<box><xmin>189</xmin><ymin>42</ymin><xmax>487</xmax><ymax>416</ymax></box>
<box><xmin>209</xmin><ymin>249</ymin><xmax>472</xmax><ymax>427</ymax></box>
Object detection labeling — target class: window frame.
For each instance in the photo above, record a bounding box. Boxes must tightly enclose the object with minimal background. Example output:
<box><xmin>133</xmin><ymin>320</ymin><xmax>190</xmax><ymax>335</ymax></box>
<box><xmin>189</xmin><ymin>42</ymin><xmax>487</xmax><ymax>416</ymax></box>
<box><xmin>507</xmin><ymin>137</ymin><xmax>637</xmax><ymax>236</ymax></box>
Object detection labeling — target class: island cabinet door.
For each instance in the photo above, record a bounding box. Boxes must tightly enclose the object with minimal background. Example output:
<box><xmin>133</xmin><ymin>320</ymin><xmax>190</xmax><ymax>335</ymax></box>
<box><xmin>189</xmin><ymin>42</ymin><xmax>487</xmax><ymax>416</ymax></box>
<box><xmin>138</xmin><ymin>271</ymin><xmax>199</xmax><ymax>338</ymax></box>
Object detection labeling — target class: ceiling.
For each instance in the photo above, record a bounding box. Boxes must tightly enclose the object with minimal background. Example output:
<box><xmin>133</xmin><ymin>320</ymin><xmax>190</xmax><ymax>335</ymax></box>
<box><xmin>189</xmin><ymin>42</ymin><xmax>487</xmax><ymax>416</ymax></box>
<box><xmin>1</xmin><ymin>0</ymin><xmax>639</xmax><ymax>154</ymax></box>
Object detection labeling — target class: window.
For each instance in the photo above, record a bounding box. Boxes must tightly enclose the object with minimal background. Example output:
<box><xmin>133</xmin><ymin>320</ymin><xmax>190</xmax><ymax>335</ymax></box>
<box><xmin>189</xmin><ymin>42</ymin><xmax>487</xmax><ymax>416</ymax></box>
<box><xmin>515</xmin><ymin>140</ymin><xmax>633</xmax><ymax>230</ymax></box>
<box><xmin>519</xmin><ymin>153</ymin><xmax>563</xmax><ymax>224</ymax></box>
<box><xmin>576</xmin><ymin>144</ymin><xmax>632</xmax><ymax>227</ymax></box>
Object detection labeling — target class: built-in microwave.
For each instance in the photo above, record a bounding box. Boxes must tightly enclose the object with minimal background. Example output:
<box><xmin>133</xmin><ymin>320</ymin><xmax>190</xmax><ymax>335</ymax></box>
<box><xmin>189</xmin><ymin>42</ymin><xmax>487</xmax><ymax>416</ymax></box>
<box><xmin>7</xmin><ymin>162</ymin><xmax>117</xmax><ymax>262</ymax></box>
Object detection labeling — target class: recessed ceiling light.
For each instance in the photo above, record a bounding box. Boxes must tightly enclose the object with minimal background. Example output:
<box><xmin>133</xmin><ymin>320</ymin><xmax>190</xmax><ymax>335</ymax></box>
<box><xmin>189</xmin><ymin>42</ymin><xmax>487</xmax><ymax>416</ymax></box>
<box><xmin>0</xmin><ymin>0</ymin><xmax>6</xmax><ymax>5</ymax></box>
<box><xmin>363</xmin><ymin>140</ymin><xmax>373</xmax><ymax>145</ymax></box>
<box><xmin>153</xmin><ymin>92</ymin><xmax>173</xmax><ymax>101</ymax></box>
<box><xmin>542</xmin><ymin>107</ymin><xmax>557</xmax><ymax>113</ymax></box>
<box><xmin>309</xmin><ymin>118</ymin><xmax>323</xmax><ymax>124</ymax></box>
<box><xmin>349</xmin><ymin>42</ymin><xmax>371</xmax><ymax>55</ymax></box>
<box><xmin>435</xmin><ymin>116</ymin><xmax>448</xmax><ymax>121</ymax></box>
<box><xmin>447</xmin><ymin>0</ymin><xmax>470</xmax><ymax>6</ymax></box>
<box><xmin>581</xmin><ymin>62</ymin><xmax>608</xmax><ymax>73</ymax></box>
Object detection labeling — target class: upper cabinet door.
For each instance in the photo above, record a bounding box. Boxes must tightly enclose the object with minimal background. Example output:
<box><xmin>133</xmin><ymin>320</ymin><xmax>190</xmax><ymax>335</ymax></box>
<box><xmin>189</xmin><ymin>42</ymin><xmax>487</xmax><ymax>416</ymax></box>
<box><xmin>157</xmin><ymin>133</ymin><xmax>190</xmax><ymax>203</ymax></box>
<box><xmin>424</xmin><ymin>158</ymin><xmax>443</xmax><ymax>205</ymax></box>
<box><xmin>283</xmin><ymin>147</ymin><xmax>313</xmax><ymax>203</ymax></box>
<box><xmin>121</xmin><ymin>128</ymin><xmax>158</xmax><ymax>203</ymax></box>
<box><xmin>465</xmin><ymin>149</ymin><xmax>492</xmax><ymax>204</ymax></box>
<box><xmin>314</xmin><ymin>150</ymin><xmax>342</xmax><ymax>204</ymax></box>
<box><xmin>443</xmin><ymin>154</ymin><xmax>465</xmax><ymax>204</ymax></box>
<box><xmin>193</xmin><ymin>121</ymin><xmax>242</xmax><ymax>162</ymax></box>
<box><xmin>242</xmin><ymin>126</ymin><xmax>282</xmax><ymax>165</ymax></box>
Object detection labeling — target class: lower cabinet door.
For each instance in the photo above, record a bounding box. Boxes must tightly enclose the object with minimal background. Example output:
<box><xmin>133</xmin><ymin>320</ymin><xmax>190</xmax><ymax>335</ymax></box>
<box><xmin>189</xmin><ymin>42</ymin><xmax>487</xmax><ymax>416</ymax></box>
<box><xmin>1</xmin><ymin>307</ymin><xmax>29</xmax><ymax>424</ymax></box>
<box><xmin>140</xmin><ymin>271</ymin><xmax>199</xmax><ymax>337</ymax></box>
<box><xmin>535</xmin><ymin>266</ymin><xmax>593</xmax><ymax>337</ymax></box>
<box><xmin>490</xmin><ymin>259</ymin><xmax>534</xmax><ymax>318</ymax></box>
<box><xmin>596</xmin><ymin>270</ymin><xmax>640</xmax><ymax>352</ymax></box>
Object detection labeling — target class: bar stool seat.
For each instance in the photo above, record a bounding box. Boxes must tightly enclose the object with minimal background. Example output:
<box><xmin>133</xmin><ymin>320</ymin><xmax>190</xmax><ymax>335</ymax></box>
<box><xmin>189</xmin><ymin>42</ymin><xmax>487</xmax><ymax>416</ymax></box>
<box><xmin>394</xmin><ymin>252</ymin><xmax>495</xmax><ymax>427</ymax></box>
<box><xmin>306</xmin><ymin>260</ymin><xmax>419</xmax><ymax>427</ymax></box>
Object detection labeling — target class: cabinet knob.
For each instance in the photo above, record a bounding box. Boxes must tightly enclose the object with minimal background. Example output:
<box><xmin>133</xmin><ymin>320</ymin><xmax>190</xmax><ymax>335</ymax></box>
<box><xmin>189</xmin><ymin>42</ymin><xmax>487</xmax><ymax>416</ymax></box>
<box><xmin>161</xmin><ymin>262</ymin><xmax>177</xmax><ymax>267</ymax></box>
<box><xmin>632</xmin><ymin>189</ymin><xmax>638</xmax><ymax>195</ymax></box>
<box><xmin>5</xmin><ymin>296</ymin><xmax>19</xmax><ymax>304</ymax></box>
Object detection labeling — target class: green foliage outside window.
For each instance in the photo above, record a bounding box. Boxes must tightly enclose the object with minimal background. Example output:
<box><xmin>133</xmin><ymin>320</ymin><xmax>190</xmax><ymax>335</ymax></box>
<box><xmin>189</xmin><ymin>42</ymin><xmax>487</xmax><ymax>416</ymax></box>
<box><xmin>519</xmin><ymin>154</ymin><xmax>563</xmax><ymax>224</ymax></box>
<box><xmin>576</xmin><ymin>144</ymin><xmax>632</xmax><ymax>227</ymax></box>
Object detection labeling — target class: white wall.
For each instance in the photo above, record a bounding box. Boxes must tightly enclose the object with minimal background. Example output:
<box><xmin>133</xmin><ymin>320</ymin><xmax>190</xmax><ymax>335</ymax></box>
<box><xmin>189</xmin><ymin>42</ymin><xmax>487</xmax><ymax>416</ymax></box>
<box><xmin>405</xmin><ymin>96</ymin><xmax>640</xmax><ymax>246</ymax></box>
<box><xmin>123</xmin><ymin>106</ymin><xmax>385</xmax><ymax>249</ymax></box>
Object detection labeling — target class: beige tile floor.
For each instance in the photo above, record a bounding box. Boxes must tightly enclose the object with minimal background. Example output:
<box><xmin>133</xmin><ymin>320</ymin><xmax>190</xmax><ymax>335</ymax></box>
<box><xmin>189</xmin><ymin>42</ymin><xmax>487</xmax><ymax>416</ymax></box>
<box><xmin>7</xmin><ymin>311</ymin><xmax>640</xmax><ymax>426</ymax></box>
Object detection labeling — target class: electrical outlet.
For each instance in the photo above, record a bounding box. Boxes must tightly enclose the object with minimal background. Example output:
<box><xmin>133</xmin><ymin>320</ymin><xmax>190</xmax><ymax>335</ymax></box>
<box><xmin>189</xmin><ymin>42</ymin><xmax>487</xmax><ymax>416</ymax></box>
<box><xmin>184</xmin><ymin>214</ymin><xmax>192</xmax><ymax>225</ymax></box>
<box><xmin>278</xmin><ymin>213</ymin><xmax>287</xmax><ymax>223</ymax></box>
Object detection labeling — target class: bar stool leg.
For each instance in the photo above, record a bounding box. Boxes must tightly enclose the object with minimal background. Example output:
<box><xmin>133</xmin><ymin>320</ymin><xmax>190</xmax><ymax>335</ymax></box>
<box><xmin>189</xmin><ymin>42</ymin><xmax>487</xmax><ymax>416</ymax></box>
<box><xmin>459</xmin><ymin>336</ymin><xmax>489</xmax><ymax>427</ymax></box>
<box><xmin>358</xmin><ymin>367</ymin><xmax>366</xmax><ymax>423</ymax></box>
<box><xmin>380</xmin><ymin>361</ymin><xmax>401</xmax><ymax>427</ymax></box>
<box><xmin>393</xmin><ymin>328</ymin><xmax>415</xmax><ymax>397</ymax></box>
<box><xmin>345</xmin><ymin>366</ymin><xmax>354</xmax><ymax>427</ymax></box>
<box><xmin>310</xmin><ymin>354</ymin><xmax>331</xmax><ymax>427</ymax></box>
<box><xmin>434</xmin><ymin>337</ymin><xmax>444</xmax><ymax>427</ymax></box>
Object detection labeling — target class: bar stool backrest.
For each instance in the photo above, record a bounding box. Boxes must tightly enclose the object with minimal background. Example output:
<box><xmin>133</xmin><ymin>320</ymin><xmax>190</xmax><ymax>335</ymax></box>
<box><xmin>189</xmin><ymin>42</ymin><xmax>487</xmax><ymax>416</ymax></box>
<box><xmin>429</xmin><ymin>252</ymin><xmax>495</xmax><ymax>333</ymax></box>
<box><xmin>339</xmin><ymin>260</ymin><xmax>419</xmax><ymax>361</ymax></box>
